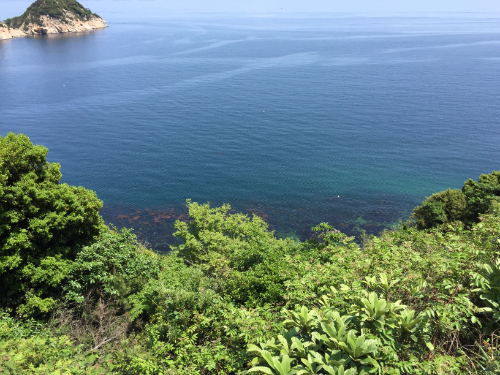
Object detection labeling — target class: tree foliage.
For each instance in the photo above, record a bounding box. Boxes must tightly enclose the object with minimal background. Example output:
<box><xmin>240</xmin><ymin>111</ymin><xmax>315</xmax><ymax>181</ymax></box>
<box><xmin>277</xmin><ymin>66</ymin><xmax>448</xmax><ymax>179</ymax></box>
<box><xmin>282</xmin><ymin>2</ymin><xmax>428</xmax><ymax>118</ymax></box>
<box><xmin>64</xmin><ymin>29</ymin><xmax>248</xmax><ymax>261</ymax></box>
<box><xmin>171</xmin><ymin>200</ymin><xmax>298</xmax><ymax>306</ymax></box>
<box><xmin>412</xmin><ymin>189</ymin><xmax>466</xmax><ymax>230</ymax></box>
<box><xmin>413</xmin><ymin>171</ymin><xmax>500</xmax><ymax>230</ymax></box>
<box><xmin>0</xmin><ymin>133</ymin><xmax>103</xmax><ymax>316</ymax></box>
<box><xmin>67</xmin><ymin>228</ymin><xmax>160</xmax><ymax>305</ymax></box>
<box><xmin>463</xmin><ymin>171</ymin><xmax>500</xmax><ymax>223</ymax></box>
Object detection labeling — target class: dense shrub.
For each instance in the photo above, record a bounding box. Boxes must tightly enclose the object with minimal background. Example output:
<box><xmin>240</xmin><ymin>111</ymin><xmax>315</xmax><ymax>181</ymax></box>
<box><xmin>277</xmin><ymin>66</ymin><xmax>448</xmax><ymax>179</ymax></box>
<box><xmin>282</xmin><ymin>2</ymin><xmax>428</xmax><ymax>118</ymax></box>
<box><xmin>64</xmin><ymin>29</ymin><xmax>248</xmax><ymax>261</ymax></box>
<box><xmin>0</xmin><ymin>311</ymin><xmax>114</xmax><ymax>374</ymax></box>
<box><xmin>66</xmin><ymin>228</ymin><xmax>160</xmax><ymax>305</ymax></box>
<box><xmin>413</xmin><ymin>188</ymin><xmax>466</xmax><ymax>229</ymax></box>
<box><xmin>248</xmin><ymin>288</ymin><xmax>432</xmax><ymax>374</ymax></box>
<box><xmin>171</xmin><ymin>200</ymin><xmax>298</xmax><ymax>306</ymax></box>
<box><xmin>0</xmin><ymin>133</ymin><xmax>103</xmax><ymax>316</ymax></box>
<box><xmin>463</xmin><ymin>171</ymin><xmax>500</xmax><ymax>223</ymax></box>
<box><xmin>247</xmin><ymin>213</ymin><xmax>500</xmax><ymax>374</ymax></box>
<box><xmin>413</xmin><ymin>171</ymin><xmax>500</xmax><ymax>230</ymax></box>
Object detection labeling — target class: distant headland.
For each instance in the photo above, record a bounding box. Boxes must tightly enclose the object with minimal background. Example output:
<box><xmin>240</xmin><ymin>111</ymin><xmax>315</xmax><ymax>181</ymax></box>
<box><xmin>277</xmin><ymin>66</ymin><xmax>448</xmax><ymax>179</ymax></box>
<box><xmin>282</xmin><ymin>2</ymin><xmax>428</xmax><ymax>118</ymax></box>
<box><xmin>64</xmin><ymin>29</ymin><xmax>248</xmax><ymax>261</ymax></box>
<box><xmin>0</xmin><ymin>0</ymin><xmax>107</xmax><ymax>40</ymax></box>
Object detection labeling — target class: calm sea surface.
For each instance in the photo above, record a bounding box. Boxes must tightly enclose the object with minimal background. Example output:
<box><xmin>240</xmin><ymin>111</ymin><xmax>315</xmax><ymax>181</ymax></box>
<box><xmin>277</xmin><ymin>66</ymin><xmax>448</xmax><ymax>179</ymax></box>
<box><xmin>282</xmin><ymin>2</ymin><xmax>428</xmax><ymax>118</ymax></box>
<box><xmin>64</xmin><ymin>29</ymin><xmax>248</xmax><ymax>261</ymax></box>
<box><xmin>1</xmin><ymin>13</ymin><xmax>500</xmax><ymax>250</ymax></box>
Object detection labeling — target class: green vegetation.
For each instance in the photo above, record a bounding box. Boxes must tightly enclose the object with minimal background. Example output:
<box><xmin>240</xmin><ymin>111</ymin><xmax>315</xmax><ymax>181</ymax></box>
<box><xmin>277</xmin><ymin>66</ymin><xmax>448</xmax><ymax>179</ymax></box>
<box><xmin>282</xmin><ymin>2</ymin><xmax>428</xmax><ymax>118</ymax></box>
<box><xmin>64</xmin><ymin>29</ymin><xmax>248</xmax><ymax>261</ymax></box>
<box><xmin>1</xmin><ymin>132</ymin><xmax>499</xmax><ymax>374</ymax></box>
<box><xmin>0</xmin><ymin>133</ymin><xmax>103</xmax><ymax>317</ymax></box>
<box><xmin>3</xmin><ymin>0</ymin><xmax>101</xmax><ymax>29</ymax></box>
<box><xmin>413</xmin><ymin>171</ymin><xmax>500</xmax><ymax>229</ymax></box>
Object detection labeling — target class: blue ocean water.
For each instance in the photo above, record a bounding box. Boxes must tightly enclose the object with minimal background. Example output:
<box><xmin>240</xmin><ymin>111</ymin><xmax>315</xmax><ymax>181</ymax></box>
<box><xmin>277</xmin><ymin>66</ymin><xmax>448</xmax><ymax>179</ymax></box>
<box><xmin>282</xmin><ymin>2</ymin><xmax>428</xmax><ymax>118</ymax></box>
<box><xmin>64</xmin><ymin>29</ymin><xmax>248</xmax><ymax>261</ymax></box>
<box><xmin>1</xmin><ymin>14</ymin><xmax>500</xmax><ymax>250</ymax></box>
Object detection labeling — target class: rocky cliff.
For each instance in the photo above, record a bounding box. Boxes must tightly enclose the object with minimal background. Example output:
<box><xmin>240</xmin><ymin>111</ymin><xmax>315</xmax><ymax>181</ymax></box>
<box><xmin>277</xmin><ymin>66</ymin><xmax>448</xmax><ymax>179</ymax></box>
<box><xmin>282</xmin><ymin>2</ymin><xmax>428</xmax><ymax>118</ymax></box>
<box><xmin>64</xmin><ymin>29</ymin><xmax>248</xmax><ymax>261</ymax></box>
<box><xmin>0</xmin><ymin>23</ymin><xmax>26</xmax><ymax>40</ymax></box>
<box><xmin>1</xmin><ymin>0</ymin><xmax>107</xmax><ymax>40</ymax></box>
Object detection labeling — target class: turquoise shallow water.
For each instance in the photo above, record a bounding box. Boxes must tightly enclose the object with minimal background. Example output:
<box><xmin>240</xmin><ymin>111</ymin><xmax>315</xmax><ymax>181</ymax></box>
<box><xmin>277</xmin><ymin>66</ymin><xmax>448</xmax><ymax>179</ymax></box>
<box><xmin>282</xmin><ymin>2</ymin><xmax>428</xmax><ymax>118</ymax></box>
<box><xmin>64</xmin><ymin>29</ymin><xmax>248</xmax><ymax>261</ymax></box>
<box><xmin>1</xmin><ymin>14</ymin><xmax>500</xmax><ymax>250</ymax></box>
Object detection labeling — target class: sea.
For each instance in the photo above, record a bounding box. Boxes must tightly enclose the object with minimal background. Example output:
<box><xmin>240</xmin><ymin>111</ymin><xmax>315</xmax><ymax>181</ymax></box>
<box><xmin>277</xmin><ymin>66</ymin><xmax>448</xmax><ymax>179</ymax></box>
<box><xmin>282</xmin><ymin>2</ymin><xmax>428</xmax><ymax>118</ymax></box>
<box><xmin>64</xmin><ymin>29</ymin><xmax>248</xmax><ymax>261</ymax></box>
<box><xmin>1</xmin><ymin>9</ymin><xmax>500</xmax><ymax>251</ymax></box>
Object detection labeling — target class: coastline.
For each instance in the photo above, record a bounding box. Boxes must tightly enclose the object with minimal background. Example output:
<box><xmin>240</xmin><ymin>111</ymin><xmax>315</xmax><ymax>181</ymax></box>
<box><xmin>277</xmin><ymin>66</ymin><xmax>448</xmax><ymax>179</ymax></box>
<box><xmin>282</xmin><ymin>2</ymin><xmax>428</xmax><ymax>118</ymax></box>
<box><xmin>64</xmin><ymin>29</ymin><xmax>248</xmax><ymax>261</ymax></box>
<box><xmin>99</xmin><ymin>196</ymin><xmax>413</xmax><ymax>252</ymax></box>
<box><xmin>0</xmin><ymin>17</ymin><xmax>107</xmax><ymax>40</ymax></box>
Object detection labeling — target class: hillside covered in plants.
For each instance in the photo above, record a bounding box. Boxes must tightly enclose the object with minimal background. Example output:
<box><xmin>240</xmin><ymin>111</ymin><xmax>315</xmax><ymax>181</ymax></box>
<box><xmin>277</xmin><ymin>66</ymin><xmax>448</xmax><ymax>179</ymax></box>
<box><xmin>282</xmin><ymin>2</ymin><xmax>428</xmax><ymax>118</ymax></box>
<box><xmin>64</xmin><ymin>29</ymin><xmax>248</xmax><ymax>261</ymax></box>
<box><xmin>1</xmin><ymin>132</ymin><xmax>500</xmax><ymax>374</ymax></box>
<box><xmin>1</xmin><ymin>0</ymin><xmax>106</xmax><ymax>38</ymax></box>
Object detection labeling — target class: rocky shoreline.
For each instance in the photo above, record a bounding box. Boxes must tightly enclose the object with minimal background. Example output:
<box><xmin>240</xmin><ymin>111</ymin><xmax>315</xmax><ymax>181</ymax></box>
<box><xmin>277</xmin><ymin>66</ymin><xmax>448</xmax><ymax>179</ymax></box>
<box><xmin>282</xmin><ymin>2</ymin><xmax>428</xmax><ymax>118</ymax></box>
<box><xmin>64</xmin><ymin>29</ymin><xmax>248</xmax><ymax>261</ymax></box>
<box><xmin>0</xmin><ymin>15</ymin><xmax>107</xmax><ymax>40</ymax></box>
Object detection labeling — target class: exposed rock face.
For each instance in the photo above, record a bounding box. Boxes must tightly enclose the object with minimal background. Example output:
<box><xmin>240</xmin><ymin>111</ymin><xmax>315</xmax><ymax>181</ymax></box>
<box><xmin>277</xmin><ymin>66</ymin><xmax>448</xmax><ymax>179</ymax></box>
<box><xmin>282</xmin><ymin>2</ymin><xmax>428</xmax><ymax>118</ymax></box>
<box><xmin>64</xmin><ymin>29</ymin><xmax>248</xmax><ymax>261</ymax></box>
<box><xmin>0</xmin><ymin>17</ymin><xmax>106</xmax><ymax>40</ymax></box>
<box><xmin>1</xmin><ymin>0</ymin><xmax>107</xmax><ymax>40</ymax></box>
<box><xmin>0</xmin><ymin>24</ymin><xmax>27</xmax><ymax>40</ymax></box>
<box><xmin>24</xmin><ymin>14</ymin><xmax>106</xmax><ymax>36</ymax></box>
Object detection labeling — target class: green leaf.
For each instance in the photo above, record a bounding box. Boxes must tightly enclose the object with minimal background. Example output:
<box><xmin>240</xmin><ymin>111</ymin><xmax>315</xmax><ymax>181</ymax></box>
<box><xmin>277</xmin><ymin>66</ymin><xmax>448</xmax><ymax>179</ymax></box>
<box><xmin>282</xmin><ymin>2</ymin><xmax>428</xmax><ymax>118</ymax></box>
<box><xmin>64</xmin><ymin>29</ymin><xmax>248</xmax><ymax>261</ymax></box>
<box><xmin>247</xmin><ymin>367</ymin><xmax>275</xmax><ymax>375</ymax></box>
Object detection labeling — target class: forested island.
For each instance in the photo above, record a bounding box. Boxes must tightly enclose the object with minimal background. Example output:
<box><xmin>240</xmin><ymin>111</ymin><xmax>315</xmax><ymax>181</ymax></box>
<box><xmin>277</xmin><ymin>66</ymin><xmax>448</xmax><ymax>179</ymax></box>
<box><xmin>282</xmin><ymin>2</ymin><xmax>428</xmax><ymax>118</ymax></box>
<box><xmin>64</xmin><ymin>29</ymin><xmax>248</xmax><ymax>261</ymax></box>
<box><xmin>0</xmin><ymin>0</ymin><xmax>106</xmax><ymax>40</ymax></box>
<box><xmin>1</xmin><ymin>132</ymin><xmax>500</xmax><ymax>374</ymax></box>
